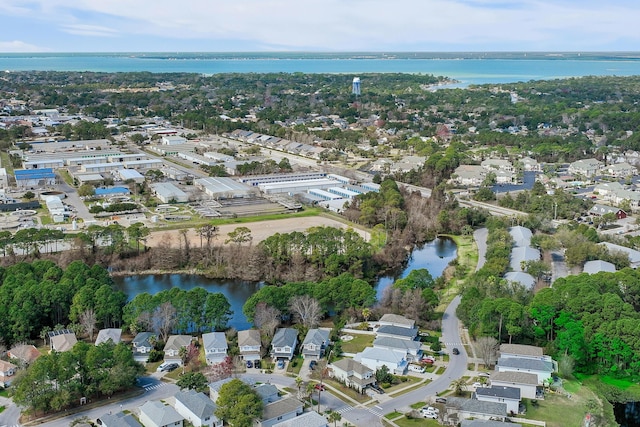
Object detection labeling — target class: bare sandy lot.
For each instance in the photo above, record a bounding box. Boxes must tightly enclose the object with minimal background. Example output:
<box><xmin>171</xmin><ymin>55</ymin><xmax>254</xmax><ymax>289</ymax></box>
<box><xmin>145</xmin><ymin>216</ymin><xmax>369</xmax><ymax>248</ymax></box>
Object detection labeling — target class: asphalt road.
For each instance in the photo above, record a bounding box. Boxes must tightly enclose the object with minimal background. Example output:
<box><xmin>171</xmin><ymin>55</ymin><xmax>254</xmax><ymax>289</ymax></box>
<box><xmin>474</xmin><ymin>228</ymin><xmax>488</xmax><ymax>272</ymax></box>
<box><xmin>341</xmin><ymin>296</ymin><xmax>467</xmax><ymax>427</ymax></box>
<box><xmin>28</xmin><ymin>378</ymin><xmax>179</xmax><ymax>427</ymax></box>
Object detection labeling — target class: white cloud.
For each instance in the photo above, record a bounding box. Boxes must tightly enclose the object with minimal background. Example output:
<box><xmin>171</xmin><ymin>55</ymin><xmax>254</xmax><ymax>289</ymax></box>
<box><xmin>61</xmin><ymin>24</ymin><xmax>119</xmax><ymax>37</ymax></box>
<box><xmin>1</xmin><ymin>0</ymin><xmax>640</xmax><ymax>50</ymax></box>
<box><xmin>0</xmin><ymin>40</ymin><xmax>49</xmax><ymax>52</ymax></box>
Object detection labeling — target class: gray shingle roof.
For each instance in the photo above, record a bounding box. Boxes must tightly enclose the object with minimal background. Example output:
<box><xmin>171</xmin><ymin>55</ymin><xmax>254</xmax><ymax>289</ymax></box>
<box><xmin>262</xmin><ymin>397</ymin><xmax>303</xmax><ymax>421</ymax></box>
<box><xmin>498</xmin><ymin>357</ymin><xmax>554</xmax><ymax>372</ymax></box>
<box><xmin>302</xmin><ymin>328</ymin><xmax>330</xmax><ymax>346</ymax></box>
<box><xmin>476</xmin><ymin>385</ymin><xmax>521</xmax><ymax>400</ymax></box>
<box><xmin>175</xmin><ymin>390</ymin><xmax>217</xmax><ymax>420</ymax></box>
<box><xmin>331</xmin><ymin>358</ymin><xmax>373</xmax><ymax>376</ymax></box>
<box><xmin>461</xmin><ymin>420</ymin><xmax>522</xmax><ymax>427</ymax></box>
<box><xmin>132</xmin><ymin>332</ymin><xmax>154</xmax><ymax>348</ymax></box>
<box><xmin>139</xmin><ymin>401</ymin><xmax>183</xmax><ymax>426</ymax></box>
<box><xmin>373</xmin><ymin>336</ymin><xmax>422</xmax><ymax>351</ymax></box>
<box><xmin>490</xmin><ymin>371</ymin><xmax>538</xmax><ymax>385</ymax></box>
<box><xmin>202</xmin><ymin>332</ymin><xmax>228</xmax><ymax>351</ymax></box>
<box><xmin>376</xmin><ymin>325</ymin><xmax>417</xmax><ymax>338</ymax></box>
<box><xmin>95</xmin><ymin>328</ymin><xmax>122</xmax><ymax>345</ymax></box>
<box><xmin>499</xmin><ymin>344</ymin><xmax>543</xmax><ymax>357</ymax></box>
<box><xmin>378</xmin><ymin>314</ymin><xmax>415</xmax><ymax>327</ymax></box>
<box><xmin>238</xmin><ymin>329</ymin><xmax>261</xmax><ymax>347</ymax></box>
<box><xmin>98</xmin><ymin>412</ymin><xmax>143</xmax><ymax>427</ymax></box>
<box><xmin>446</xmin><ymin>397</ymin><xmax>507</xmax><ymax>417</ymax></box>
<box><xmin>272</xmin><ymin>411</ymin><xmax>328</xmax><ymax>427</ymax></box>
<box><xmin>272</xmin><ymin>328</ymin><xmax>298</xmax><ymax>348</ymax></box>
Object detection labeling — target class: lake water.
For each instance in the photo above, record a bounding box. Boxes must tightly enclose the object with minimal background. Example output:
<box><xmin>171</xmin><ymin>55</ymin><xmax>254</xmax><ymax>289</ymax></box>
<box><xmin>615</xmin><ymin>401</ymin><xmax>640</xmax><ymax>427</ymax></box>
<box><xmin>113</xmin><ymin>236</ymin><xmax>457</xmax><ymax>330</ymax></box>
<box><xmin>2</xmin><ymin>52</ymin><xmax>640</xmax><ymax>86</ymax></box>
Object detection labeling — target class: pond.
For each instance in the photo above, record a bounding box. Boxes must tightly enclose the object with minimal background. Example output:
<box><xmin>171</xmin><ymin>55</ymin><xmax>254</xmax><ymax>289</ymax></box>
<box><xmin>615</xmin><ymin>401</ymin><xmax>640</xmax><ymax>427</ymax></box>
<box><xmin>113</xmin><ymin>236</ymin><xmax>458</xmax><ymax>330</ymax></box>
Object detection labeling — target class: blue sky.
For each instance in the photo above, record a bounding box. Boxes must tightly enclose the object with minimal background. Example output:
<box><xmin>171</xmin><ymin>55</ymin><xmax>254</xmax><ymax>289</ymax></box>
<box><xmin>0</xmin><ymin>0</ymin><xmax>638</xmax><ymax>52</ymax></box>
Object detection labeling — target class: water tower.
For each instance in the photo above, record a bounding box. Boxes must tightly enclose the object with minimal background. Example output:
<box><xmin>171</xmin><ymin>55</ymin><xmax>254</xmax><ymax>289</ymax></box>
<box><xmin>352</xmin><ymin>77</ymin><xmax>361</xmax><ymax>96</ymax></box>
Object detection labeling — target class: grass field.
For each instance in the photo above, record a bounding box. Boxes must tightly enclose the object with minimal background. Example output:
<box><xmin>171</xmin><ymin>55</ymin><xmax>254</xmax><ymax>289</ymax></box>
<box><xmin>340</xmin><ymin>333</ymin><xmax>374</xmax><ymax>353</ymax></box>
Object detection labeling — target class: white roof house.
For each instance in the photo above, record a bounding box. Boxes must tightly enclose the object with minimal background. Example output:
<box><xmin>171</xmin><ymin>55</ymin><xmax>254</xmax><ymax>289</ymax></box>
<box><xmin>504</xmin><ymin>272</ymin><xmax>536</xmax><ymax>289</ymax></box>
<box><xmin>508</xmin><ymin>226</ymin><xmax>532</xmax><ymax>247</ymax></box>
<box><xmin>377</xmin><ymin>313</ymin><xmax>416</xmax><ymax>329</ymax></box>
<box><xmin>510</xmin><ymin>246</ymin><xmax>540</xmax><ymax>272</ymax></box>
<box><xmin>583</xmin><ymin>260</ymin><xmax>617</xmax><ymax>274</ymax></box>
<box><xmin>139</xmin><ymin>401</ymin><xmax>184</xmax><ymax>427</ymax></box>
<box><xmin>601</xmin><ymin>242</ymin><xmax>640</xmax><ymax>268</ymax></box>
<box><xmin>354</xmin><ymin>347</ymin><xmax>408</xmax><ymax>375</ymax></box>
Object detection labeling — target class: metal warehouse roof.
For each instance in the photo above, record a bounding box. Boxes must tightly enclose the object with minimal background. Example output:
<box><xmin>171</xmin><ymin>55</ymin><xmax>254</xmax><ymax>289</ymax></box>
<box><xmin>15</xmin><ymin>168</ymin><xmax>56</xmax><ymax>180</ymax></box>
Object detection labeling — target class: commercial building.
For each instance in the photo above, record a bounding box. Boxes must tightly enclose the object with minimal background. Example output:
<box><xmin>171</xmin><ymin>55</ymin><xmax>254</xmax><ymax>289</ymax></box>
<box><xmin>150</xmin><ymin>182</ymin><xmax>189</xmax><ymax>203</ymax></box>
<box><xmin>258</xmin><ymin>178</ymin><xmax>340</xmax><ymax>195</ymax></box>
<box><xmin>15</xmin><ymin>168</ymin><xmax>56</xmax><ymax>188</ymax></box>
<box><xmin>195</xmin><ymin>177</ymin><xmax>257</xmax><ymax>199</ymax></box>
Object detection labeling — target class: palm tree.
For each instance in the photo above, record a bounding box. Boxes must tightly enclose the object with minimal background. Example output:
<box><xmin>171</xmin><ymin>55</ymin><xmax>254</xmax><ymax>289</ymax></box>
<box><xmin>450</xmin><ymin>378</ymin><xmax>467</xmax><ymax>396</ymax></box>
<box><xmin>327</xmin><ymin>410</ymin><xmax>342</xmax><ymax>427</ymax></box>
<box><xmin>361</xmin><ymin>308</ymin><xmax>371</xmax><ymax>322</ymax></box>
<box><xmin>295</xmin><ymin>376</ymin><xmax>304</xmax><ymax>399</ymax></box>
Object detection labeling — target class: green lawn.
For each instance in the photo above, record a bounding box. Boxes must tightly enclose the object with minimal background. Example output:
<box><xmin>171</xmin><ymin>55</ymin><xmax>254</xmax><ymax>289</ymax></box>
<box><xmin>286</xmin><ymin>355</ymin><xmax>303</xmax><ymax>375</ymax></box>
<box><xmin>392</xmin><ymin>416</ymin><xmax>440</xmax><ymax>427</ymax></box>
<box><xmin>522</xmin><ymin>381</ymin><xmax>602</xmax><ymax>427</ymax></box>
<box><xmin>382</xmin><ymin>376</ymin><xmax>421</xmax><ymax>394</ymax></box>
<box><xmin>0</xmin><ymin>405</ymin><xmax>5</xmax><ymax>413</ymax></box>
<box><xmin>323</xmin><ymin>378</ymin><xmax>370</xmax><ymax>404</ymax></box>
<box><xmin>0</xmin><ymin>389</ymin><xmax>9</xmax><ymax>398</ymax></box>
<box><xmin>340</xmin><ymin>334</ymin><xmax>375</xmax><ymax>353</ymax></box>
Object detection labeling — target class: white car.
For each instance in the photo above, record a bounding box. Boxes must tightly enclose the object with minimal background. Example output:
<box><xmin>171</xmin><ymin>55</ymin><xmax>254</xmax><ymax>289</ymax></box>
<box><xmin>423</xmin><ymin>406</ymin><xmax>439</xmax><ymax>414</ymax></box>
<box><xmin>472</xmin><ymin>382</ymin><xmax>483</xmax><ymax>388</ymax></box>
<box><xmin>477</xmin><ymin>372</ymin><xmax>491</xmax><ymax>377</ymax></box>
<box><xmin>422</xmin><ymin>411</ymin><xmax>438</xmax><ymax>419</ymax></box>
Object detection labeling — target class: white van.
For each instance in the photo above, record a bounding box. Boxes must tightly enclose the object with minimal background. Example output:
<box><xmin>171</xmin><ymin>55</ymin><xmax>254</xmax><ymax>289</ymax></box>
<box><xmin>409</xmin><ymin>364</ymin><xmax>425</xmax><ymax>373</ymax></box>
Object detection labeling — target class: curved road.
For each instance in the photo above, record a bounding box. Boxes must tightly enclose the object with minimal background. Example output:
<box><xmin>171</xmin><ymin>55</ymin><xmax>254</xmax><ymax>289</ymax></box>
<box><xmin>341</xmin><ymin>296</ymin><xmax>468</xmax><ymax>426</ymax></box>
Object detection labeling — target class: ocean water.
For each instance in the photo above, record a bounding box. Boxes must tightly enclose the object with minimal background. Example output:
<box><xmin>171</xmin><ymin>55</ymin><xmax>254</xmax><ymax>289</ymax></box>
<box><xmin>1</xmin><ymin>52</ymin><xmax>640</xmax><ymax>85</ymax></box>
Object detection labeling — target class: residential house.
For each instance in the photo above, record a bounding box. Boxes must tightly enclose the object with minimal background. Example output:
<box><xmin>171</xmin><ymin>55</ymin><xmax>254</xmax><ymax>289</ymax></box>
<box><xmin>0</xmin><ymin>360</ymin><xmax>17</xmax><ymax>387</ymax></box>
<box><xmin>612</xmin><ymin>189</ymin><xmax>640</xmax><ymax>210</ymax></box>
<box><xmin>375</xmin><ymin>325</ymin><xmax>418</xmax><ymax>341</ymax></box>
<box><xmin>271</xmin><ymin>328</ymin><xmax>298</xmax><ymax>361</ymax></box>
<box><xmin>97</xmin><ymin>411</ymin><xmax>144</xmax><ymax>427</ymax></box>
<box><xmin>496</xmin><ymin>357</ymin><xmax>554</xmax><ymax>384</ymax></box>
<box><xmin>139</xmin><ymin>401</ymin><xmax>184</xmax><ymax>427</ymax></box>
<box><xmin>238</xmin><ymin>329</ymin><xmax>262</xmax><ymax>363</ymax></box>
<box><xmin>257</xmin><ymin>397</ymin><xmax>303</xmax><ymax>427</ymax></box>
<box><xmin>95</xmin><ymin>328</ymin><xmax>122</xmax><ymax>345</ymax></box>
<box><xmin>568</xmin><ymin>158</ymin><xmax>602</xmax><ymax>178</ymax></box>
<box><xmin>490</xmin><ymin>371</ymin><xmax>539</xmax><ymax>400</ymax></box>
<box><xmin>500</xmin><ymin>344</ymin><xmax>550</xmax><ymax>360</ymax></box>
<box><xmin>481</xmin><ymin>158</ymin><xmax>514</xmax><ymax>173</ymax></box>
<box><xmin>600</xmin><ymin>242</ymin><xmax>640</xmax><ymax>268</ymax></box>
<box><xmin>520</xmin><ymin>156</ymin><xmax>541</xmax><ymax>172</ymax></box>
<box><xmin>444</xmin><ymin>398</ymin><xmax>507</xmax><ymax>424</ymax></box>
<box><xmin>475</xmin><ymin>386</ymin><xmax>521</xmax><ymax>414</ymax></box>
<box><xmin>272</xmin><ymin>411</ymin><xmax>328</xmax><ymax>427</ymax></box>
<box><xmin>503</xmin><ymin>272</ymin><xmax>536</xmax><ymax>289</ymax></box>
<box><xmin>49</xmin><ymin>329</ymin><xmax>78</xmax><ymax>352</ymax></box>
<box><xmin>373</xmin><ymin>336</ymin><xmax>422</xmax><ymax>362</ymax></box>
<box><xmin>510</xmin><ymin>246</ymin><xmax>540</xmax><ymax>272</ymax></box>
<box><xmin>376</xmin><ymin>314</ymin><xmax>416</xmax><ymax>329</ymax></box>
<box><xmin>301</xmin><ymin>328</ymin><xmax>330</xmax><ymax>359</ymax></box>
<box><xmin>209</xmin><ymin>377</ymin><xmax>256</xmax><ymax>403</ymax></box>
<box><xmin>594</xmin><ymin>182</ymin><xmax>625</xmax><ymax>201</ymax></box>
<box><xmin>589</xmin><ymin>204</ymin><xmax>627</xmax><ymax>219</ymax></box>
<box><xmin>163</xmin><ymin>335</ymin><xmax>193</xmax><ymax>365</ymax></box>
<box><xmin>255</xmin><ymin>383</ymin><xmax>280</xmax><ymax>404</ymax></box>
<box><xmin>603</xmin><ymin>162</ymin><xmax>636</xmax><ymax>178</ymax></box>
<box><xmin>132</xmin><ymin>332</ymin><xmax>155</xmax><ymax>363</ymax></box>
<box><xmin>354</xmin><ymin>347</ymin><xmax>408</xmax><ymax>375</ymax></box>
<box><xmin>8</xmin><ymin>343</ymin><xmax>40</xmax><ymax>366</ymax></box>
<box><xmin>508</xmin><ymin>226</ymin><xmax>532</xmax><ymax>248</ymax></box>
<box><xmin>451</xmin><ymin>165</ymin><xmax>486</xmax><ymax>186</ymax></box>
<box><xmin>583</xmin><ymin>260</ymin><xmax>617</xmax><ymax>274</ymax></box>
<box><xmin>202</xmin><ymin>332</ymin><xmax>228</xmax><ymax>365</ymax></box>
<box><xmin>329</xmin><ymin>358</ymin><xmax>375</xmax><ymax>393</ymax></box>
<box><xmin>174</xmin><ymin>390</ymin><xmax>222</xmax><ymax>427</ymax></box>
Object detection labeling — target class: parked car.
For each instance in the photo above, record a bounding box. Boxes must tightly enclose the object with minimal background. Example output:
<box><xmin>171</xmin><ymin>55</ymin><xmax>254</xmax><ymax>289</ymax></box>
<box><xmin>309</xmin><ymin>360</ymin><xmax>317</xmax><ymax>370</ymax></box>
<box><xmin>421</xmin><ymin>410</ymin><xmax>437</xmax><ymax>419</ymax></box>
<box><xmin>472</xmin><ymin>382</ymin><xmax>483</xmax><ymax>388</ymax></box>
<box><xmin>246</xmin><ymin>360</ymin><xmax>253</xmax><ymax>369</ymax></box>
<box><xmin>276</xmin><ymin>359</ymin><xmax>285</xmax><ymax>369</ymax></box>
<box><xmin>371</xmin><ymin>384</ymin><xmax>385</xmax><ymax>394</ymax></box>
<box><xmin>157</xmin><ymin>362</ymin><xmax>179</xmax><ymax>372</ymax></box>
<box><xmin>422</xmin><ymin>406</ymin><xmax>439</xmax><ymax>414</ymax></box>
<box><xmin>452</xmin><ymin>348</ymin><xmax>460</xmax><ymax>355</ymax></box>
<box><xmin>434</xmin><ymin>397</ymin><xmax>447</xmax><ymax>404</ymax></box>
